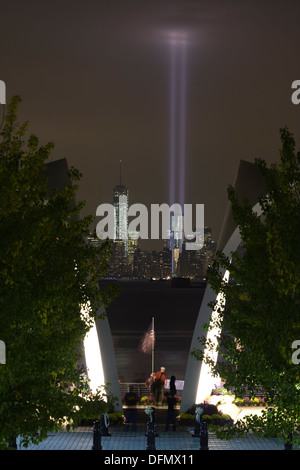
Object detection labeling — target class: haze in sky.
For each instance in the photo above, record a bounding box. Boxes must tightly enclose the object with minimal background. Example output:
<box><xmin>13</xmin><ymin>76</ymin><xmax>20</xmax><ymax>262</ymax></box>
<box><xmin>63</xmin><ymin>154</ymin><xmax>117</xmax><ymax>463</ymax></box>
<box><xmin>1</xmin><ymin>0</ymin><xmax>300</xmax><ymax>244</ymax></box>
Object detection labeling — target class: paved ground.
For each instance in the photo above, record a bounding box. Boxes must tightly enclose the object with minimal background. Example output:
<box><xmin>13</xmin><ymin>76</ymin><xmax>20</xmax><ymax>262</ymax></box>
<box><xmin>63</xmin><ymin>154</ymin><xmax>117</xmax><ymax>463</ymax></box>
<box><xmin>18</xmin><ymin>424</ymin><xmax>287</xmax><ymax>451</ymax></box>
<box><xmin>16</xmin><ymin>406</ymin><xmax>299</xmax><ymax>452</ymax></box>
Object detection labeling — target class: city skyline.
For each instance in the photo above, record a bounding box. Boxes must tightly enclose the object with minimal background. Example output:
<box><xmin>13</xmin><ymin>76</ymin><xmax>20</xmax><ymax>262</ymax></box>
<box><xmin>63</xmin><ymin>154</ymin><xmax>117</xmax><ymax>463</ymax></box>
<box><xmin>102</xmin><ymin>224</ymin><xmax>215</xmax><ymax>281</ymax></box>
<box><xmin>93</xmin><ymin>165</ymin><xmax>215</xmax><ymax>280</ymax></box>
<box><xmin>107</xmin><ymin>159</ymin><xmax>206</xmax><ymax>274</ymax></box>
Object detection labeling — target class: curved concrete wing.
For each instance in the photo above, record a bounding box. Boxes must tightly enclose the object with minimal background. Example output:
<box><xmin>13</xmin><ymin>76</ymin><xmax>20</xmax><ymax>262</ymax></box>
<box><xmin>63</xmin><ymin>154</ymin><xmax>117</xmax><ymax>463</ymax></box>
<box><xmin>180</xmin><ymin>160</ymin><xmax>266</xmax><ymax>411</ymax></box>
<box><xmin>95</xmin><ymin>310</ymin><xmax>122</xmax><ymax>411</ymax></box>
<box><xmin>45</xmin><ymin>158</ymin><xmax>122</xmax><ymax>410</ymax></box>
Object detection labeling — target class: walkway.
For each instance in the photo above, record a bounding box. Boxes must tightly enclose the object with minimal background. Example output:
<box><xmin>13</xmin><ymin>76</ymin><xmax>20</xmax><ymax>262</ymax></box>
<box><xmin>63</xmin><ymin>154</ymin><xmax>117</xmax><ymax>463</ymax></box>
<box><xmin>17</xmin><ymin>406</ymin><xmax>299</xmax><ymax>452</ymax></box>
<box><xmin>19</xmin><ymin>425</ymin><xmax>287</xmax><ymax>451</ymax></box>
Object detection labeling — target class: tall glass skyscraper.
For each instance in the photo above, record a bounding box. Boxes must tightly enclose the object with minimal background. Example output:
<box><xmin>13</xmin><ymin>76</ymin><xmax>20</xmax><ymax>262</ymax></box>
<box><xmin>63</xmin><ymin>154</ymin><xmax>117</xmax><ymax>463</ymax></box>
<box><xmin>169</xmin><ymin>211</ymin><xmax>183</xmax><ymax>275</ymax></box>
<box><xmin>113</xmin><ymin>161</ymin><xmax>128</xmax><ymax>257</ymax></box>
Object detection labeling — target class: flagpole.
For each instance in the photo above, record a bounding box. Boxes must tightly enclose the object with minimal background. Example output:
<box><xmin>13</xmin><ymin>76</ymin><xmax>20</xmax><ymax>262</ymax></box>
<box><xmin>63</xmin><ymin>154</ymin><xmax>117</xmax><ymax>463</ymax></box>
<box><xmin>152</xmin><ymin>316</ymin><xmax>154</xmax><ymax>375</ymax></box>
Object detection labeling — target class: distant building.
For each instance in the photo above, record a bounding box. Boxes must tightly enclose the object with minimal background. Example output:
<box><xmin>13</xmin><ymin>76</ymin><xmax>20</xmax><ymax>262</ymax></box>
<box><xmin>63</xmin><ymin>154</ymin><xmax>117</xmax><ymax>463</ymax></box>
<box><xmin>128</xmin><ymin>230</ymin><xmax>140</xmax><ymax>271</ymax></box>
<box><xmin>98</xmin><ymin>161</ymin><xmax>216</xmax><ymax>280</ymax></box>
<box><xmin>177</xmin><ymin>226</ymin><xmax>216</xmax><ymax>279</ymax></box>
<box><xmin>104</xmin><ymin>222</ymin><xmax>215</xmax><ymax>280</ymax></box>
<box><xmin>169</xmin><ymin>211</ymin><xmax>183</xmax><ymax>275</ymax></box>
<box><xmin>113</xmin><ymin>160</ymin><xmax>128</xmax><ymax>258</ymax></box>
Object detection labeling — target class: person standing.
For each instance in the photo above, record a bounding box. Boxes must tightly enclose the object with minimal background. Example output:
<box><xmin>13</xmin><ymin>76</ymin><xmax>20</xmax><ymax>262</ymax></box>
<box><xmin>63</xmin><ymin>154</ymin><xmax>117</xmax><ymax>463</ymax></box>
<box><xmin>169</xmin><ymin>375</ymin><xmax>176</xmax><ymax>397</ymax></box>
<box><xmin>153</xmin><ymin>366</ymin><xmax>167</xmax><ymax>405</ymax></box>
<box><xmin>165</xmin><ymin>375</ymin><xmax>177</xmax><ymax>431</ymax></box>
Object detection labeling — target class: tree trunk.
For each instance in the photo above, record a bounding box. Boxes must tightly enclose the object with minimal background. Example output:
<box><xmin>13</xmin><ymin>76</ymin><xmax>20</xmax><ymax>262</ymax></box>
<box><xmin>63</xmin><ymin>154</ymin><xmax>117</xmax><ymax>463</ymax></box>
<box><xmin>284</xmin><ymin>432</ymin><xmax>293</xmax><ymax>450</ymax></box>
<box><xmin>8</xmin><ymin>433</ymin><xmax>18</xmax><ymax>450</ymax></box>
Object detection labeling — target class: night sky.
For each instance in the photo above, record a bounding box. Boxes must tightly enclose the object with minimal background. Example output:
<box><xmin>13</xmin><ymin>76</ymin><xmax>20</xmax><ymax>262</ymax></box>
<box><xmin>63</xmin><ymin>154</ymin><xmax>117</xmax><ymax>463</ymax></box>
<box><xmin>1</xmin><ymin>0</ymin><xmax>300</xmax><ymax>245</ymax></box>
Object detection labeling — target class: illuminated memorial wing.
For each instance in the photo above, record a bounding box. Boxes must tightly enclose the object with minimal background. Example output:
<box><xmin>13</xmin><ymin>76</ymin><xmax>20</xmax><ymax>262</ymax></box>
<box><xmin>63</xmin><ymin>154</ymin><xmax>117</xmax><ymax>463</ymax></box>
<box><xmin>82</xmin><ymin>305</ymin><xmax>122</xmax><ymax>410</ymax></box>
<box><xmin>45</xmin><ymin>158</ymin><xmax>122</xmax><ymax>410</ymax></box>
<box><xmin>83</xmin><ymin>321</ymin><xmax>105</xmax><ymax>393</ymax></box>
<box><xmin>180</xmin><ymin>160</ymin><xmax>266</xmax><ymax>410</ymax></box>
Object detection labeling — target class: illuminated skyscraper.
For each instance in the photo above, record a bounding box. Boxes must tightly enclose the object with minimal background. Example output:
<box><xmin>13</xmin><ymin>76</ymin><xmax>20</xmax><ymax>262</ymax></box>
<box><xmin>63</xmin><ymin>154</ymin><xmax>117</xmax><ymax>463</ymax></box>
<box><xmin>113</xmin><ymin>160</ymin><xmax>128</xmax><ymax>257</ymax></box>
<box><xmin>169</xmin><ymin>211</ymin><xmax>183</xmax><ymax>274</ymax></box>
<box><xmin>127</xmin><ymin>230</ymin><xmax>139</xmax><ymax>271</ymax></box>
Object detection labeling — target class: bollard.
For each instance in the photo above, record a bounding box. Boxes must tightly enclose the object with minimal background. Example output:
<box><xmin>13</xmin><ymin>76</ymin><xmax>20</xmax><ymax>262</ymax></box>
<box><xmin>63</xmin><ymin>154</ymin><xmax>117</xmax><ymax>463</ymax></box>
<box><xmin>200</xmin><ymin>421</ymin><xmax>209</xmax><ymax>450</ymax></box>
<box><xmin>145</xmin><ymin>406</ymin><xmax>156</xmax><ymax>450</ymax></box>
<box><xmin>100</xmin><ymin>413</ymin><xmax>111</xmax><ymax>436</ymax></box>
<box><xmin>192</xmin><ymin>418</ymin><xmax>200</xmax><ymax>437</ymax></box>
<box><xmin>192</xmin><ymin>406</ymin><xmax>203</xmax><ymax>437</ymax></box>
<box><xmin>146</xmin><ymin>420</ymin><xmax>156</xmax><ymax>450</ymax></box>
<box><xmin>92</xmin><ymin>419</ymin><xmax>102</xmax><ymax>450</ymax></box>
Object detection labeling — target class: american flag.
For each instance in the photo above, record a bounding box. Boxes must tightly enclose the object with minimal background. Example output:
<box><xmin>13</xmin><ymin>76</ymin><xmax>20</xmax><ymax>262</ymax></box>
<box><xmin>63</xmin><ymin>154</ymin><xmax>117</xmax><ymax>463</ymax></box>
<box><xmin>139</xmin><ymin>321</ymin><xmax>155</xmax><ymax>354</ymax></box>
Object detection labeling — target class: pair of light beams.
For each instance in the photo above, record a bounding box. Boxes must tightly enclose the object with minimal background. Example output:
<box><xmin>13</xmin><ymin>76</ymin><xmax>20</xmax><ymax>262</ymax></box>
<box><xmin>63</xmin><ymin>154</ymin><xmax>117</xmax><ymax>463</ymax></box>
<box><xmin>168</xmin><ymin>33</ymin><xmax>187</xmax><ymax>273</ymax></box>
<box><xmin>83</xmin><ymin>32</ymin><xmax>205</xmax><ymax>399</ymax></box>
<box><xmin>169</xmin><ymin>33</ymin><xmax>187</xmax><ymax>210</ymax></box>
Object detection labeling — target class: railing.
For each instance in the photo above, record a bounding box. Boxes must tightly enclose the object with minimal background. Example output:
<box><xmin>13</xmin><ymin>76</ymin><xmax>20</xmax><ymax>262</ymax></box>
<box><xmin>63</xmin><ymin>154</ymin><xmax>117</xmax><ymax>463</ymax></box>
<box><xmin>119</xmin><ymin>382</ymin><xmax>184</xmax><ymax>397</ymax></box>
<box><xmin>119</xmin><ymin>383</ymin><xmax>150</xmax><ymax>397</ymax></box>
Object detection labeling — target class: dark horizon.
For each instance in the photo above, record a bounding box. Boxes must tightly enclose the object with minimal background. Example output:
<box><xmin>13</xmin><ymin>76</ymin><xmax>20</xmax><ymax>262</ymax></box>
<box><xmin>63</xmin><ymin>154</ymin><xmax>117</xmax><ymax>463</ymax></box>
<box><xmin>103</xmin><ymin>278</ymin><xmax>206</xmax><ymax>383</ymax></box>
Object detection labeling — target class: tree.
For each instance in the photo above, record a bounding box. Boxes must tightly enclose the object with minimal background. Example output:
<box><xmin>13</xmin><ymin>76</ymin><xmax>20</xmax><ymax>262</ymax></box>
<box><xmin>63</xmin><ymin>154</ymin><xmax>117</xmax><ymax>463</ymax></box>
<box><xmin>193</xmin><ymin>127</ymin><xmax>300</xmax><ymax>448</ymax></box>
<box><xmin>0</xmin><ymin>96</ymin><xmax>112</xmax><ymax>448</ymax></box>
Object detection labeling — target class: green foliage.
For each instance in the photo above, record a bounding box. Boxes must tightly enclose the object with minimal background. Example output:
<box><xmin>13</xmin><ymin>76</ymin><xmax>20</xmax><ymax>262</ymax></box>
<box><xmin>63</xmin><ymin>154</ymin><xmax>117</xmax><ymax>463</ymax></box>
<box><xmin>0</xmin><ymin>96</ymin><xmax>113</xmax><ymax>448</ymax></box>
<box><xmin>177</xmin><ymin>411</ymin><xmax>233</xmax><ymax>427</ymax></box>
<box><xmin>107</xmin><ymin>411</ymin><xmax>125</xmax><ymax>425</ymax></box>
<box><xmin>214</xmin><ymin>405</ymin><xmax>300</xmax><ymax>448</ymax></box>
<box><xmin>177</xmin><ymin>413</ymin><xmax>195</xmax><ymax>426</ymax></box>
<box><xmin>192</xmin><ymin>127</ymin><xmax>300</xmax><ymax>446</ymax></box>
<box><xmin>76</xmin><ymin>387</ymin><xmax>110</xmax><ymax>422</ymax></box>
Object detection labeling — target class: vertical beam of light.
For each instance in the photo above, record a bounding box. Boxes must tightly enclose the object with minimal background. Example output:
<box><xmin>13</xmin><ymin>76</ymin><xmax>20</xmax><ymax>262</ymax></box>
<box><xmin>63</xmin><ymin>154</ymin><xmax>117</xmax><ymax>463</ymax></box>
<box><xmin>178</xmin><ymin>41</ymin><xmax>186</xmax><ymax>212</ymax></box>
<box><xmin>169</xmin><ymin>42</ymin><xmax>177</xmax><ymax>274</ymax></box>
<box><xmin>168</xmin><ymin>33</ymin><xmax>188</xmax><ymax>274</ymax></box>
<box><xmin>169</xmin><ymin>42</ymin><xmax>176</xmax><ymax>207</ymax></box>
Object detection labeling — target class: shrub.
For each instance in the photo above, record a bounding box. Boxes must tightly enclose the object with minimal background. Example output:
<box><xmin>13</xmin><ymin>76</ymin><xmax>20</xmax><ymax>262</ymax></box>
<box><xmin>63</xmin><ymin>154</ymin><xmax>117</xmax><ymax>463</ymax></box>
<box><xmin>180</xmin><ymin>403</ymin><xmax>234</xmax><ymax>428</ymax></box>
<box><xmin>211</xmin><ymin>388</ymin><xmax>231</xmax><ymax>396</ymax></box>
<box><xmin>211</xmin><ymin>414</ymin><xmax>222</xmax><ymax>420</ymax></box>
<box><xmin>177</xmin><ymin>413</ymin><xmax>195</xmax><ymax>425</ymax></box>
<box><xmin>178</xmin><ymin>413</ymin><xmax>194</xmax><ymax>420</ymax></box>
<box><xmin>108</xmin><ymin>412</ymin><xmax>125</xmax><ymax>425</ymax></box>
<box><xmin>186</xmin><ymin>403</ymin><xmax>219</xmax><ymax>416</ymax></box>
<box><xmin>202</xmin><ymin>415</ymin><xmax>211</xmax><ymax>421</ymax></box>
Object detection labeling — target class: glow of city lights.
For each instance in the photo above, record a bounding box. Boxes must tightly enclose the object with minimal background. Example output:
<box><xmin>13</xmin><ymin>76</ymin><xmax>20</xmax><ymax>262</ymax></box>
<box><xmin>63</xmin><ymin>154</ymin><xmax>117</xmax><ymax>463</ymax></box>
<box><xmin>195</xmin><ymin>270</ymin><xmax>230</xmax><ymax>404</ymax></box>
